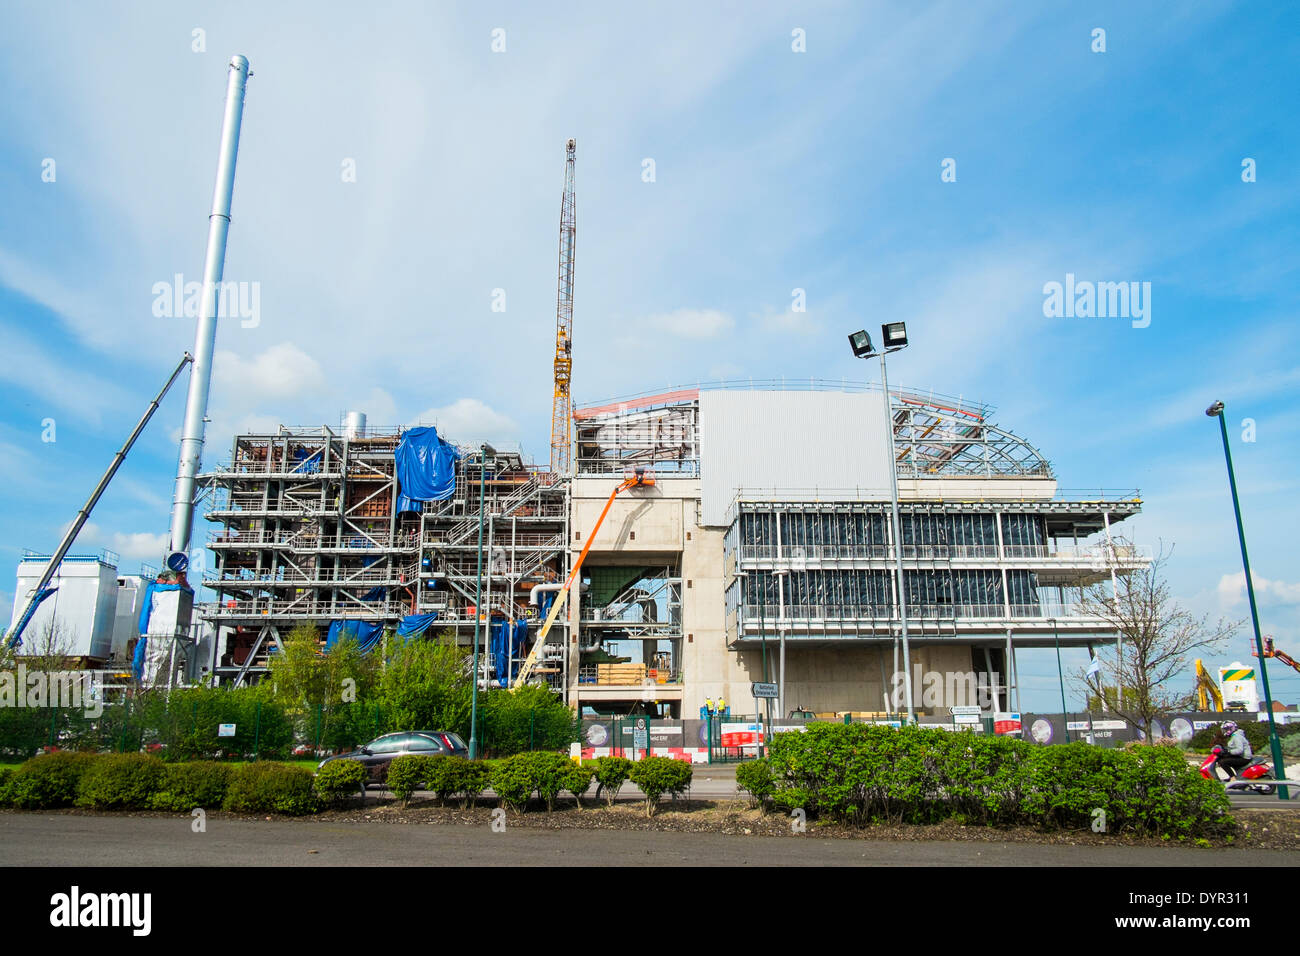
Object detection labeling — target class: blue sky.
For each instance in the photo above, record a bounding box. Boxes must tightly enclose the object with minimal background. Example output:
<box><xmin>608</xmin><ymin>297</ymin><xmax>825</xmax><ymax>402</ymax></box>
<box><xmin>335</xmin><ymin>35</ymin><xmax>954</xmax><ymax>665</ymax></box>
<box><xmin>1</xmin><ymin>1</ymin><xmax>1297</xmax><ymax>709</ymax></box>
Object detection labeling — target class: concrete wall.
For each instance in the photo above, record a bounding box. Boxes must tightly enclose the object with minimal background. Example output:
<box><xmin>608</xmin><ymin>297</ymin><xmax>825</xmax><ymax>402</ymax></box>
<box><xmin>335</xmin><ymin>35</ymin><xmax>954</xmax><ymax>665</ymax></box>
<box><xmin>899</xmin><ymin>477</ymin><xmax>1057</xmax><ymax>500</ymax></box>
<box><xmin>570</xmin><ymin>477</ymin><xmax>1005</xmax><ymax>717</ymax></box>
<box><xmin>570</xmin><ymin>477</ymin><xmax>691</xmax><ymax>555</ymax></box>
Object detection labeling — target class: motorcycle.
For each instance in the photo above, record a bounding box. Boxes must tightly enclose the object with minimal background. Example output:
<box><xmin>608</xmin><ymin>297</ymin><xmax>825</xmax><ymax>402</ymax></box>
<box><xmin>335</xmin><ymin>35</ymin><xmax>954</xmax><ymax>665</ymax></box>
<box><xmin>1199</xmin><ymin>745</ymin><xmax>1281</xmax><ymax>794</ymax></box>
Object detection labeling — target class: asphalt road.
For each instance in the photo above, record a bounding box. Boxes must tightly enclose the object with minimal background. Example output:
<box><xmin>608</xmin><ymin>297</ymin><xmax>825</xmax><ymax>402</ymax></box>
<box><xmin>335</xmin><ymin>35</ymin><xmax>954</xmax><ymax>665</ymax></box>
<box><xmin>3</xmin><ymin>813</ymin><xmax>1299</xmax><ymax>866</ymax></box>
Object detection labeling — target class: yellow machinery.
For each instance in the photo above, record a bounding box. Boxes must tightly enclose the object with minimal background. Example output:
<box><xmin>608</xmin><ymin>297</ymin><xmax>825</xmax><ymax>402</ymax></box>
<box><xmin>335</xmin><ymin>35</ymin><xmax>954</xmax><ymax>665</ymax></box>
<box><xmin>1195</xmin><ymin>659</ymin><xmax>1223</xmax><ymax>711</ymax></box>
<box><xmin>513</xmin><ymin>468</ymin><xmax>654</xmax><ymax>689</ymax></box>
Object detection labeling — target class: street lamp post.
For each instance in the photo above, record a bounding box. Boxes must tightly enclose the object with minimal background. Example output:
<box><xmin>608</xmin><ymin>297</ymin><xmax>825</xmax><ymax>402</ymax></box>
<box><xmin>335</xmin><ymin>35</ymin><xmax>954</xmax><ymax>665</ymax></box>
<box><xmin>468</xmin><ymin>443</ymin><xmax>497</xmax><ymax>760</ymax></box>
<box><xmin>1206</xmin><ymin>401</ymin><xmax>1288</xmax><ymax>799</ymax></box>
<box><xmin>849</xmin><ymin>325</ymin><xmax>914</xmax><ymax>722</ymax></box>
<box><xmin>1050</xmin><ymin>617</ymin><xmax>1071</xmax><ymax>743</ymax></box>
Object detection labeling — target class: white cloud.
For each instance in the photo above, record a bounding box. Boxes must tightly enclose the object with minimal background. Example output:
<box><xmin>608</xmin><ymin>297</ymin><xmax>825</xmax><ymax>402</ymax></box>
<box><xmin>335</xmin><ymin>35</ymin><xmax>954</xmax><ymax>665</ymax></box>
<box><xmin>108</xmin><ymin>531</ymin><xmax>170</xmax><ymax>562</ymax></box>
<box><xmin>212</xmin><ymin>343</ymin><xmax>326</xmax><ymax>400</ymax></box>
<box><xmin>1218</xmin><ymin>572</ymin><xmax>1300</xmax><ymax>608</ymax></box>
<box><xmin>648</xmin><ymin>308</ymin><xmax>735</xmax><ymax>339</ymax></box>
<box><xmin>410</xmin><ymin>398</ymin><xmax>520</xmax><ymax>448</ymax></box>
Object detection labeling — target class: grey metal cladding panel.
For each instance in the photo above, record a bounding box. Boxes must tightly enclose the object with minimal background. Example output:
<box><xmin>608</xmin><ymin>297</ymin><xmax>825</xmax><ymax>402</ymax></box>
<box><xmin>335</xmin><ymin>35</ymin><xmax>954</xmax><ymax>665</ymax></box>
<box><xmin>699</xmin><ymin>391</ymin><xmax>893</xmax><ymax>526</ymax></box>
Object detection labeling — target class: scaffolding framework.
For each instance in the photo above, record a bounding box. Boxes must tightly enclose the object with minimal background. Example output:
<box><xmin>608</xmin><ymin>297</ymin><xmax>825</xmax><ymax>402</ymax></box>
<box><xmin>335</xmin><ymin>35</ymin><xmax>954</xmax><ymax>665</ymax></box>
<box><xmin>198</xmin><ymin>426</ymin><xmax>568</xmax><ymax>691</ymax></box>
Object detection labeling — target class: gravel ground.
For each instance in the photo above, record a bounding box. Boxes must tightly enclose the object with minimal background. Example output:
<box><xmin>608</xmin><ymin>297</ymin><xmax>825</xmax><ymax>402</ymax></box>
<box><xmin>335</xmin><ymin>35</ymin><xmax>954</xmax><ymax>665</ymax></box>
<box><xmin>14</xmin><ymin>795</ymin><xmax>1297</xmax><ymax>850</ymax></box>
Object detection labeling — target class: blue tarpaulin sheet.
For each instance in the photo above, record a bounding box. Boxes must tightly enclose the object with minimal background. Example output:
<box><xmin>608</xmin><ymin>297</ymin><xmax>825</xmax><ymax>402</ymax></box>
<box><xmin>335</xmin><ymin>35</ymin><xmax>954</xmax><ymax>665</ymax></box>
<box><xmin>395</xmin><ymin>426</ymin><xmax>460</xmax><ymax>513</ymax></box>
<box><xmin>490</xmin><ymin>618</ymin><xmax>528</xmax><ymax>687</ymax></box>
<box><xmin>327</xmin><ymin>620</ymin><xmax>384</xmax><ymax>654</ymax></box>
<box><xmin>137</xmin><ymin>581</ymin><xmax>193</xmax><ymax>636</ymax></box>
<box><xmin>292</xmin><ymin>448</ymin><xmax>322</xmax><ymax>473</ymax></box>
<box><xmin>132</xmin><ymin>581</ymin><xmax>196</xmax><ymax>678</ymax></box>
<box><xmin>396</xmin><ymin>613</ymin><xmax>439</xmax><ymax>638</ymax></box>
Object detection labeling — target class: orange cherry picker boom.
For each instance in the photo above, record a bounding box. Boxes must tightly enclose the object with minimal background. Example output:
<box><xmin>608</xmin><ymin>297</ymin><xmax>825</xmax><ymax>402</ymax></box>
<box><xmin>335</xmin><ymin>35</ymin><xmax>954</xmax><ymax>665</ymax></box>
<box><xmin>512</xmin><ymin>467</ymin><xmax>655</xmax><ymax>689</ymax></box>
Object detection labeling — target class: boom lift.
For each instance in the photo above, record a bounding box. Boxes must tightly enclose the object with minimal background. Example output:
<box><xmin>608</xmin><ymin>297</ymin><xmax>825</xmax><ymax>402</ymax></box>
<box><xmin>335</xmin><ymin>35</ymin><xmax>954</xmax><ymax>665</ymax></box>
<box><xmin>1257</xmin><ymin>636</ymin><xmax>1300</xmax><ymax>676</ymax></box>
<box><xmin>512</xmin><ymin>467</ymin><xmax>654</xmax><ymax>689</ymax></box>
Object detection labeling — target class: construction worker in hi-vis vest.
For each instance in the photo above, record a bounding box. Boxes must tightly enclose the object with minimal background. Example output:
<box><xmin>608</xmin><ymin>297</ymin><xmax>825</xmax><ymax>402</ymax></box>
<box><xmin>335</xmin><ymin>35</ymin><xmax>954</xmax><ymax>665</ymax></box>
<box><xmin>718</xmin><ymin>696</ymin><xmax>727</xmax><ymax>716</ymax></box>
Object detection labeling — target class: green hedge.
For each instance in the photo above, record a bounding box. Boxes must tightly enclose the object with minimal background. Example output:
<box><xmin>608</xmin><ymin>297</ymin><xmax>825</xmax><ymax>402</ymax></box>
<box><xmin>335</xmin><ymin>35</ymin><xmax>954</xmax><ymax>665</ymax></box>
<box><xmin>764</xmin><ymin>723</ymin><xmax>1231</xmax><ymax>835</ymax></box>
<box><xmin>150</xmin><ymin>762</ymin><xmax>232</xmax><ymax>812</ymax></box>
<box><xmin>313</xmin><ymin>759</ymin><xmax>366</xmax><ymax>807</ymax></box>
<box><xmin>75</xmin><ymin>754</ymin><xmax>166</xmax><ymax>810</ymax></box>
<box><xmin>4</xmin><ymin>752</ymin><xmax>99</xmax><ymax>809</ymax></box>
<box><xmin>222</xmin><ymin>762</ymin><xmax>317</xmax><ymax>815</ymax></box>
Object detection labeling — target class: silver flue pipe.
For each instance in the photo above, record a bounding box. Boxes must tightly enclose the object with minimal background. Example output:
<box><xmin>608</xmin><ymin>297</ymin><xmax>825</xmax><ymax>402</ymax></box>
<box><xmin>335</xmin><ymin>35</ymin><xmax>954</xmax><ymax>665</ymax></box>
<box><xmin>167</xmin><ymin>55</ymin><xmax>251</xmax><ymax>566</ymax></box>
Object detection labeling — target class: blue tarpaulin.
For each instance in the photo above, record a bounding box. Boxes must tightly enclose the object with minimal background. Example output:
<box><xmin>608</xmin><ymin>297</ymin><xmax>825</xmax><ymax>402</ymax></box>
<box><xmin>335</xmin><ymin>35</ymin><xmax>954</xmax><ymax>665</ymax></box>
<box><xmin>132</xmin><ymin>581</ymin><xmax>196</xmax><ymax>678</ymax></box>
<box><xmin>538</xmin><ymin>590</ymin><xmax>556</xmax><ymax>620</ymax></box>
<box><xmin>137</xmin><ymin>581</ymin><xmax>194</xmax><ymax>636</ymax></box>
<box><xmin>490</xmin><ymin>618</ymin><xmax>528</xmax><ymax>686</ymax></box>
<box><xmin>327</xmin><ymin>620</ymin><xmax>384</xmax><ymax>654</ymax></box>
<box><xmin>395</xmin><ymin>426</ymin><xmax>460</xmax><ymax>513</ymax></box>
<box><xmin>292</xmin><ymin>448</ymin><xmax>322</xmax><ymax>473</ymax></box>
<box><xmin>396</xmin><ymin>613</ymin><xmax>439</xmax><ymax>639</ymax></box>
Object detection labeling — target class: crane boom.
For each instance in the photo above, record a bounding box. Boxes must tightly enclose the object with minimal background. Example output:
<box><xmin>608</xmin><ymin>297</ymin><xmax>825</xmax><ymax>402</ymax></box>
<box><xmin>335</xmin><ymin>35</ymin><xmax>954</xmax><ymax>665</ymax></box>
<box><xmin>513</xmin><ymin>468</ymin><xmax>653</xmax><ymax>689</ymax></box>
<box><xmin>8</xmin><ymin>353</ymin><xmax>194</xmax><ymax>648</ymax></box>
<box><xmin>550</xmin><ymin>138</ymin><xmax>577</xmax><ymax>476</ymax></box>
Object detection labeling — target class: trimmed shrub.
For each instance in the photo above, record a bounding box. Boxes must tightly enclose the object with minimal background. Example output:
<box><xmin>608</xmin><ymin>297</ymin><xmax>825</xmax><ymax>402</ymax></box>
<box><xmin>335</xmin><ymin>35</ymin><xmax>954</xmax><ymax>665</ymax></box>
<box><xmin>761</xmin><ymin>723</ymin><xmax>1231</xmax><ymax>836</ymax></box>
<box><xmin>223</xmin><ymin>762</ymin><xmax>317</xmax><ymax>815</ymax></box>
<box><xmin>491</xmin><ymin>754</ymin><xmax>536</xmax><ymax>813</ymax></box>
<box><xmin>628</xmin><ymin>756</ymin><xmax>692</xmax><ymax>816</ymax></box>
<box><xmin>736</xmin><ymin>758</ymin><xmax>774</xmax><ymax>809</ymax></box>
<box><xmin>150</xmin><ymin>762</ymin><xmax>231</xmax><ymax>812</ymax></box>
<box><xmin>593</xmin><ymin>756</ymin><xmax>632</xmax><ymax>807</ymax></box>
<box><xmin>5</xmin><ymin>752</ymin><xmax>99</xmax><ymax>809</ymax></box>
<box><xmin>314</xmin><ymin>758</ymin><xmax>366</xmax><ymax>808</ymax></box>
<box><xmin>457</xmin><ymin>761</ymin><xmax>492</xmax><ymax>809</ymax></box>
<box><xmin>75</xmin><ymin>753</ymin><xmax>165</xmax><ymax>810</ymax></box>
<box><xmin>424</xmin><ymin>756</ymin><xmax>458</xmax><ymax>804</ymax></box>
<box><xmin>385</xmin><ymin>755</ymin><xmax>428</xmax><ymax>805</ymax></box>
<box><xmin>0</xmin><ymin>767</ymin><xmax>11</xmax><ymax>804</ymax></box>
<box><xmin>563</xmin><ymin>763</ymin><xmax>595</xmax><ymax>808</ymax></box>
<box><xmin>529</xmin><ymin>752</ymin><xmax>573</xmax><ymax>812</ymax></box>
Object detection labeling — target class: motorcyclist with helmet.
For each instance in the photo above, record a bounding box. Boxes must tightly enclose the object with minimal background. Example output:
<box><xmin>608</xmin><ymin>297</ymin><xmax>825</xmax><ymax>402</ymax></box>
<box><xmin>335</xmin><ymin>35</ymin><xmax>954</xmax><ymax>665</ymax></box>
<box><xmin>1216</xmin><ymin>721</ymin><xmax>1253</xmax><ymax>777</ymax></box>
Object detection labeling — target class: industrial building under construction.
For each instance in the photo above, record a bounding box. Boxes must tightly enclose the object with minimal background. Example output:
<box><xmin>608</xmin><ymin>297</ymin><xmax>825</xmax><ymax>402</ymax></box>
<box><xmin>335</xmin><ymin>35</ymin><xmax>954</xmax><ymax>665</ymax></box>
<box><xmin>193</xmin><ymin>380</ymin><xmax>1150</xmax><ymax>720</ymax></box>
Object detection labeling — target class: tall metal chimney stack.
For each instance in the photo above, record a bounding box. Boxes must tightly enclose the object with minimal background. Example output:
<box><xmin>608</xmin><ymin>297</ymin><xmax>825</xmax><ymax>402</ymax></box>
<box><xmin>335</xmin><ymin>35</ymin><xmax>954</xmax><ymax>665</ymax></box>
<box><xmin>165</xmin><ymin>54</ymin><xmax>251</xmax><ymax>573</ymax></box>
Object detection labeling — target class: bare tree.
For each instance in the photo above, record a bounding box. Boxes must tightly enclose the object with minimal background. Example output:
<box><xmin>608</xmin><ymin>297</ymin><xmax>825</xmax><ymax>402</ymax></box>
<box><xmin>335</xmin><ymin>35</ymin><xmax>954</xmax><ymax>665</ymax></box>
<box><xmin>21</xmin><ymin>619</ymin><xmax>78</xmax><ymax>672</ymax></box>
<box><xmin>1072</xmin><ymin>544</ymin><xmax>1239</xmax><ymax>731</ymax></box>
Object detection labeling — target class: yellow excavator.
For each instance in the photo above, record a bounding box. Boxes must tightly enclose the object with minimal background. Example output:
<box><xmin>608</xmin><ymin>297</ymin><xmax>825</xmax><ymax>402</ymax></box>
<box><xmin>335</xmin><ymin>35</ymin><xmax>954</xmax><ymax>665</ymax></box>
<box><xmin>512</xmin><ymin>468</ymin><xmax>655</xmax><ymax>689</ymax></box>
<box><xmin>1195</xmin><ymin>659</ymin><xmax>1223</xmax><ymax>712</ymax></box>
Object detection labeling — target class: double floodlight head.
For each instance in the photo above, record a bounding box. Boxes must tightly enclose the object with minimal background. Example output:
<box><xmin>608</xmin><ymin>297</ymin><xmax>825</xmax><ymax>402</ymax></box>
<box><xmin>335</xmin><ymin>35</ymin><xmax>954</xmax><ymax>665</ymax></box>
<box><xmin>848</xmin><ymin>322</ymin><xmax>909</xmax><ymax>359</ymax></box>
<box><xmin>1205</xmin><ymin>401</ymin><xmax>1225</xmax><ymax>418</ymax></box>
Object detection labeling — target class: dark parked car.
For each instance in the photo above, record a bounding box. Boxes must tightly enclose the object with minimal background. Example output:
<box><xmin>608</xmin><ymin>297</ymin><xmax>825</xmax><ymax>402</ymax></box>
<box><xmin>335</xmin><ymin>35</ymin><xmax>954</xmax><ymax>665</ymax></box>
<box><xmin>318</xmin><ymin>731</ymin><xmax>469</xmax><ymax>786</ymax></box>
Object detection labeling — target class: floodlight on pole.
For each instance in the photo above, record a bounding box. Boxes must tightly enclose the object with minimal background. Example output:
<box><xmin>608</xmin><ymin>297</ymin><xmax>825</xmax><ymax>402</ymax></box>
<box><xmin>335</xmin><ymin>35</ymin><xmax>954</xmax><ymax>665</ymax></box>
<box><xmin>1206</xmin><ymin>399</ymin><xmax>1288</xmax><ymax>798</ymax></box>
<box><xmin>848</xmin><ymin>323</ymin><xmax>914</xmax><ymax>722</ymax></box>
